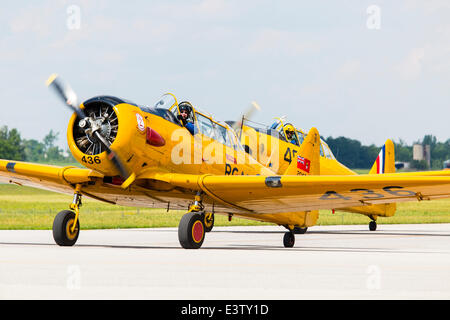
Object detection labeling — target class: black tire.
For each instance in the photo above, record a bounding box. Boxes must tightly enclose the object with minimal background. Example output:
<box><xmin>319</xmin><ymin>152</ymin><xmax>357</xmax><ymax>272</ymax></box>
<box><xmin>178</xmin><ymin>212</ymin><xmax>205</xmax><ymax>249</ymax></box>
<box><xmin>283</xmin><ymin>232</ymin><xmax>295</xmax><ymax>248</ymax></box>
<box><xmin>369</xmin><ymin>220</ymin><xmax>377</xmax><ymax>231</ymax></box>
<box><xmin>53</xmin><ymin>210</ymin><xmax>80</xmax><ymax>246</ymax></box>
<box><xmin>293</xmin><ymin>227</ymin><xmax>308</xmax><ymax>234</ymax></box>
<box><xmin>204</xmin><ymin>213</ymin><xmax>214</xmax><ymax>233</ymax></box>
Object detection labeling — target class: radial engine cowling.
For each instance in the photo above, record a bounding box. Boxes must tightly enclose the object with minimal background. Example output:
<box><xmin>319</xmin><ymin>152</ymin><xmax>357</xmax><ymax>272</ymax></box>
<box><xmin>67</xmin><ymin>96</ymin><xmax>139</xmax><ymax>176</ymax></box>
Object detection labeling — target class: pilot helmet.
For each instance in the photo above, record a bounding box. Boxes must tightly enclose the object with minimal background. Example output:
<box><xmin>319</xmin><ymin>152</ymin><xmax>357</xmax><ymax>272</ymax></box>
<box><xmin>179</xmin><ymin>101</ymin><xmax>193</xmax><ymax>115</ymax></box>
<box><xmin>285</xmin><ymin>124</ymin><xmax>296</xmax><ymax>134</ymax></box>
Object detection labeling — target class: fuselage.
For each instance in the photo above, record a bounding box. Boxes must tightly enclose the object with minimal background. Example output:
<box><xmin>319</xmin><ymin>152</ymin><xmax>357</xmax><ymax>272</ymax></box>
<box><xmin>239</xmin><ymin>123</ymin><xmax>356</xmax><ymax>176</ymax></box>
<box><xmin>68</xmin><ymin>96</ymin><xmax>274</xmax><ymax>180</ymax></box>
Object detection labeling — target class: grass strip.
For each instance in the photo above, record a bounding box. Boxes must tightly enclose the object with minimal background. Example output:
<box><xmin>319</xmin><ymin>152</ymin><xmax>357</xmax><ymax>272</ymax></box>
<box><xmin>0</xmin><ymin>184</ymin><xmax>449</xmax><ymax>229</ymax></box>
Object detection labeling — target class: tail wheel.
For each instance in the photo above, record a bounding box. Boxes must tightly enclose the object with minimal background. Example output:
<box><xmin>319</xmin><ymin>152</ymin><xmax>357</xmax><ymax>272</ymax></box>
<box><xmin>178</xmin><ymin>212</ymin><xmax>205</xmax><ymax>249</ymax></box>
<box><xmin>53</xmin><ymin>210</ymin><xmax>80</xmax><ymax>246</ymax></box>
<box><xmin>204</xmin><ymin>213</ymin><xmax>214</xmax><ymax>233</ymax></box>
<box><xmin>283</xmin><ymin>232</ymin><xmax>295</xmax><ymax>248</ymax></box>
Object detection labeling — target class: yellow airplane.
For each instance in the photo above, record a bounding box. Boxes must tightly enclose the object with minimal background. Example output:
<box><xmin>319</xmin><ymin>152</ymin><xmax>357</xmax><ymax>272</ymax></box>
<box><xmin>234</xmin><ymin>117</ymin><xmax>450</xmax><ymax>232</ymax></box>
<box><xmin>1</xmin><ymin>75</ymin><xmax>450</xmax><ymax>249</ymax></box>
<box><xmin>233</xmin><ymin>117</ymin><xmax>399</xmax><ymax>232</ymax></box>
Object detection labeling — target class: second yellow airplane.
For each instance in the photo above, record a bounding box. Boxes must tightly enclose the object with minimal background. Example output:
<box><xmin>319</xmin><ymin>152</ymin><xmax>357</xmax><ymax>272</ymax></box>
<box><xmin>233</xmin><ymin>117</ymin><xmax>400</xmax><ymax>232</ymax></box>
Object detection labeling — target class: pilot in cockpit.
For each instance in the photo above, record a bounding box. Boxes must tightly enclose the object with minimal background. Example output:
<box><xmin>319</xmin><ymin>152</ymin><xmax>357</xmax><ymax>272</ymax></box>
<box><xmin>177</xmin><ymin>101</ymin><xmax>197</xmax><ymax>135</ymax></box>
<box><xmin>285</xmin><ymin>124</ymin><xmax>299</xmax><ymax>146</ymax></box>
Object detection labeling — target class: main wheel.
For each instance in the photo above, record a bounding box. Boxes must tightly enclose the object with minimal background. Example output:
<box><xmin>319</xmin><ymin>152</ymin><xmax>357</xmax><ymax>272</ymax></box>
<box><xmin>178</xmin><ymin>212</ymin><xmax>206</xmax><ymax>249</ymax></box>
<box><xmin>283</xmin><ymin>232</ymin><xmax>295</xmax><ymax>248</ymax></box>
<box><xmin>53</xmin><ymin>210</ymin><xmax>80</xmax><ymax>246</ymax></box>
<box><xmin>204</xmin><ymin>213</ymin><xmax>214</xmax><ymax>233</ymax></box>
<box><xmin>369</xmin><ymin>220</ymin><xmax>377</xmax><ymax>231</ymax></box>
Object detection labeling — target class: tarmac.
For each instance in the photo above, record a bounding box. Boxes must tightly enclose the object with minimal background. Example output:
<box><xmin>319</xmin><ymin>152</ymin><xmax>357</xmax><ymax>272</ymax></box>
<box><xmin>0</xmin><ymin>223</ymin><xmax>449</xmax><ymax>299</ymax></box>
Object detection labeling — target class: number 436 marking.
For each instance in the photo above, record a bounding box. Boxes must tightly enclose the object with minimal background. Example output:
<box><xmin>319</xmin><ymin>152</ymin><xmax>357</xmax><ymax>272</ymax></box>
<box><xmin>81</xmin><ymin>156</ymin><xmax>101</xmax><ymax>165</ymax></box>
<box><xmin>320</xmin><ymin>186</ymin><xmax>416</xmax><ymax>200</ymax></box>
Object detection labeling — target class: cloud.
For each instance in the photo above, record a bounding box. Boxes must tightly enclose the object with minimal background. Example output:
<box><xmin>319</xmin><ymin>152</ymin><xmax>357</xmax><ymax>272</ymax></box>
<box><xmin>7</xmin><ymin>3</ymin><xmax>56</xmax><ymax>38</ymax></box>
<box><xmin>337</xmin><ymin>60</ymin><xmax>361</xmax><ymax>78</ymax></box>
<box><xmin>395</xmin><ymin>48</ymin><xmax>425</xmax><ymax>80</ymax></box>
<box><xmin>403</xmin><ymin>0</ymin><xmax>450</xmax><ymax>13</ymax></box>
<box><xmin>246</xmin><ymin>28</ymin><xmax>319</xmax><ymax>57</ymax></box>
<box><xmin>197</xmin><ymin>0</ymin><xmax>229</xmax><ymax>16</ymax></box>
<box><xmin>150</xmin><ymin>0</ymin><xmax>237</xmax><ymax>21</ymax></box>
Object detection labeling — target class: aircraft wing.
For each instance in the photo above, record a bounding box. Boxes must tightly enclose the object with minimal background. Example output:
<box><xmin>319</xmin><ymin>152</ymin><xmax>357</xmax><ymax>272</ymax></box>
<box><xmin>2</xmin><ymin>158</ymin><xmax>450</xmax><ymax>214</ymax></box>
<box><xmin>195</xmin><ymin>173</ymin><xmax>450</xmax><ymax>213</ymax></box>
<box><xmin>0</xmin><ymin>159</ymin><xmax>103</xmax><ymax>195</ymax></box>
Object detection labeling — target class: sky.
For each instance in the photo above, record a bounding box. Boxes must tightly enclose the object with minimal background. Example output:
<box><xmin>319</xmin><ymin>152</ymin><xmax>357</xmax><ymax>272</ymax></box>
<box><xmin>1</xmin><ymin>0</ymin><xmax>449</xmax><ymax>149</ymax></box>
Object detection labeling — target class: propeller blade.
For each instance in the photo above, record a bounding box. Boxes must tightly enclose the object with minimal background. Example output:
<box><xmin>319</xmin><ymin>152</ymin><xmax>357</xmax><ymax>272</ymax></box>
<box><xmin>232</xmin><ymin>101</ymin><xmax>261</xmax><ymax>131</ymax></box>
<box><xmin>46</xmin><ymin>73</ymin><xmax>86</xmax><ymax>120</ymax></box>
<box><xmin>93</xmin><ymin>131</ymin><xmax>135</xmax><ymax>189</ymax></box>
<box><xmin>47</xmin><ymin>73</ymin><xmax>135</xmax><ymax>189</ymax></box>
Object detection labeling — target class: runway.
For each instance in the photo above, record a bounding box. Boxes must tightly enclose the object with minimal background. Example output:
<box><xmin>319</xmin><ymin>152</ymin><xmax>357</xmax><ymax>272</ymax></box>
<box><xmin>0</xmin><ymin>224</ymin><xmax>449</xmax><ymax>300</ymax></box>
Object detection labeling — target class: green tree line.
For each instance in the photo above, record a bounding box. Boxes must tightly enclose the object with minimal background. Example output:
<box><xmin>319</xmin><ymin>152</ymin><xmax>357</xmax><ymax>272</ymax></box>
<box><xmin>0</xmin><ymin>126</ymin><xmax>75</xmax><ymax>163</ymax></box>
<box><xmin>325</xmin><ymin>135</ymin><xmax>450</xmax><ymax>170</ymax></box>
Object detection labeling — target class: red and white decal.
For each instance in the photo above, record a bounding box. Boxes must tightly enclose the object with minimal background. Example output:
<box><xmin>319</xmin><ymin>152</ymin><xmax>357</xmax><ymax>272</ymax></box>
<box><xmin>297</xmin><ymin>155</ymin><xmax>311</xmax><ymax>173</ymax></box>
<box><xmin>136</xmin><ymin>113</ymin><xmax>145</xmax><ymax>132</ymax></box>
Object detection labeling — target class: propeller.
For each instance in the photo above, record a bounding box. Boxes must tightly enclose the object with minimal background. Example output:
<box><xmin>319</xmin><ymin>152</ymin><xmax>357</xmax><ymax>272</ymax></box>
<box><xmin>231</xmin><ymin>101</ymin><xmax>261</xmax><ymax>132</ymax></box>
<box><xmin>46</xmin><ymin>74</ymin><xmax>86</xmax><ymax>120</ymax></box>
<box><xmin>46</xmin><ymin>74</ymin><xmax>135</xmax><ymax>189</ymax></box>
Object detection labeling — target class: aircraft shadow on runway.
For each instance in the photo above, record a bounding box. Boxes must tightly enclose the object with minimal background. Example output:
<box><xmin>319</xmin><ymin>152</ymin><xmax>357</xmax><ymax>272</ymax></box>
<box><xmin>0</xmin><ymin>226</ymin><xmax>448</xmax><ymax>253</ymax></box>
<box><xmin>212</xmin><ymin>229</ymin><xmax>450</xmax><ymax>238</ymax></box>
<box><xmin>0</xmin><ymin>241</ymin><xmax>445</xmax><ymax>254</ymax></box>
<box><xmin>0</xmin><ymin>237</ymin><xmax>448</xmax><ymax>254</ymax></box>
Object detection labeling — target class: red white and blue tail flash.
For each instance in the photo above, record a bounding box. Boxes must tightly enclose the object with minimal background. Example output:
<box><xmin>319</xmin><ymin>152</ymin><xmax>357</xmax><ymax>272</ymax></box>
<box><xmin>375</xmin><ymin>145</ymin><xmax>386</xmax><ymax>174</ymax></box>
<box><xmin>369</xmin><ymin>139</ymin><xmax>395</xmax><ymax>175</ymax></box>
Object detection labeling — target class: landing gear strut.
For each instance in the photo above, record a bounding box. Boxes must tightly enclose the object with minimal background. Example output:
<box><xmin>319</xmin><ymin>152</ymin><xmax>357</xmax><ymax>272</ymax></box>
<box><xmin>203</xmin><ymin>212</ymin><xmax>214</xmax><ymax>233</ymax></box>
<box><xmin>293</xmin><ymin>226</ymin><xmax>308</xmax><ymax>234</ymax></box>
<box><xmin>53</xmin><ymin>185</ymin><xmax>82</xmax><ymax>246</ymax></box>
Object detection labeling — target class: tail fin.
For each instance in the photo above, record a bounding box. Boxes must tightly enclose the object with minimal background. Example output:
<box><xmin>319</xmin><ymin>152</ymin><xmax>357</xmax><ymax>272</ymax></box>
<box><xmin>283</xmin><ymin>127</ymin><xmax>321</xmax><ymax>175</ymax></box>
<box><xmin>345</xmin><ymin>139</ymin><xmax>396</xmax><ymax>218</ymax></box>
<box><xmin>369</xmin><ymin>139</ymin><xmax>395</xmax><ymax>174</ymax></box>
<box><xmin>281</xmin><ymin>128</ymin><xmax>321</xmax><ymax>229</ymax></box>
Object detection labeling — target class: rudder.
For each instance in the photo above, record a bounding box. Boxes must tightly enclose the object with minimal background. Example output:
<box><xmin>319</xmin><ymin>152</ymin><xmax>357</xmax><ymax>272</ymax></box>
<box><xmin>340</xmin><ymin>139</ymin><xmax>397</xmax><ymax>218</ymax></box>
<box><xmin>369</xmin><ymin>139</ymin><xmax>395</xmax><ymax>174</ymax></box>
